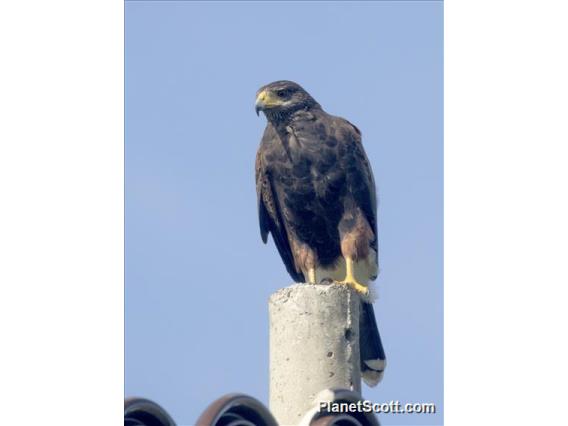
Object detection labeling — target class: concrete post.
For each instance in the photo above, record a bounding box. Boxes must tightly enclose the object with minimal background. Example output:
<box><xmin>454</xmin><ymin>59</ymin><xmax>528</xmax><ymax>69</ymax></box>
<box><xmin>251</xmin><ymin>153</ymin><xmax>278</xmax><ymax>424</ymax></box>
<box><xmin>269</xmin><ymin>283</ymin><xmax>362</xmax><ymax>425</ymax></box>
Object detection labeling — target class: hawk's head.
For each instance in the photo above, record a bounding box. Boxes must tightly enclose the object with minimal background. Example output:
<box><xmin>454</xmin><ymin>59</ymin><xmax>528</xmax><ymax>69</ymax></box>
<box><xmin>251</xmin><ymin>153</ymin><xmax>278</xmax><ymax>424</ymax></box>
<box><xmin>255</xmin><ymin>80</ymin><xmax>319</xmax><ymax>121</ymax></box>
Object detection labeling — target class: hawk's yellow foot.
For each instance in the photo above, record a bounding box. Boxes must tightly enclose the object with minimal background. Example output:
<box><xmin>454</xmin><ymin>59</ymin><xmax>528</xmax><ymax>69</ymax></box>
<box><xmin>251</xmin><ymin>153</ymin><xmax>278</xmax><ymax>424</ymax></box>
<box><xmin>335</xmin><ymin>257</ymin><xmax>369</xmax><ymax>295</ymax></box>
<box><xmin>307</xmin><ymin>267</ymin><xmax>317</xmax><ymax>285</ymax></box>
<box><xmin>335</xmin><ymin>278</ymin><xmax>369</xmax><ymax>295</ymax></box>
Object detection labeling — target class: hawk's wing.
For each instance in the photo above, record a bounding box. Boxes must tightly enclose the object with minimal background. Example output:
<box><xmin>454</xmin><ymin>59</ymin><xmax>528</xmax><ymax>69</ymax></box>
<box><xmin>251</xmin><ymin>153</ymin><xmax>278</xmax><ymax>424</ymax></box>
<box><xmin>341</xmin><ymin>119</ymin><xmax>379</xmax><ymax>261</ymax></box>
<box><xmin>255</xmin><ymin>134</ymin><xmax>305</xmax><ymax>283</ymax></box>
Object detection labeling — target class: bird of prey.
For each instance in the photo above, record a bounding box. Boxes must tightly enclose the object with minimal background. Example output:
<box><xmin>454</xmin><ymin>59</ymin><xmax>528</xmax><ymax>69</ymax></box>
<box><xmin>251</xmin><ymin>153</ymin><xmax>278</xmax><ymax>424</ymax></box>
<box><xmin>254</xmin><ymin>80</ymin><xmax>386</xmax><ymax>386</ymax></box>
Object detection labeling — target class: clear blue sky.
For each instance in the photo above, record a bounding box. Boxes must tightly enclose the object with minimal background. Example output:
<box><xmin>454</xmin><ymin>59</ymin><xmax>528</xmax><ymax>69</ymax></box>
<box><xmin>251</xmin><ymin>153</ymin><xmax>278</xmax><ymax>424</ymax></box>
<box><xmin>125</xmin><ymin>1</ymin><xmax>443</xmax><ymax>425</ymax></box>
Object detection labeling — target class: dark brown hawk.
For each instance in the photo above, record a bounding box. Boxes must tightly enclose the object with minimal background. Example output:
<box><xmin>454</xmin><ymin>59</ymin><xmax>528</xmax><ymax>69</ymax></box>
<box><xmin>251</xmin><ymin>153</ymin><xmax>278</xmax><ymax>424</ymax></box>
<box><xmin>254</xmin><ymin>80</ymin><xmax>386</xmax><ymax>386</ymax></box>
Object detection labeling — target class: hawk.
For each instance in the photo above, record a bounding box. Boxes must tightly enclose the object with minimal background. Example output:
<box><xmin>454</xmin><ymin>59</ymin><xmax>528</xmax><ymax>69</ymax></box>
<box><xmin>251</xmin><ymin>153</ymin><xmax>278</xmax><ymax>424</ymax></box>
<box><xmin>254</xmin><ymin>80</ymin><xmax>386</xmax><ymax>386</ymax></box>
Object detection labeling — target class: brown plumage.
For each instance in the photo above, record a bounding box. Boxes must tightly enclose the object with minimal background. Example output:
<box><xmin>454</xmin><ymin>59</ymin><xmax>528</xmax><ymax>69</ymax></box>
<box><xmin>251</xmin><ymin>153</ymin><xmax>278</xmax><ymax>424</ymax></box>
<box><xmin>255</xmin><ymin>80</ymin><xmax>378</xmax><ymax>285</ymax></box>
<box><xmin>254</xmin><ymin>80</ymin><xmax>386</xmax><ymax>386</ymax></box>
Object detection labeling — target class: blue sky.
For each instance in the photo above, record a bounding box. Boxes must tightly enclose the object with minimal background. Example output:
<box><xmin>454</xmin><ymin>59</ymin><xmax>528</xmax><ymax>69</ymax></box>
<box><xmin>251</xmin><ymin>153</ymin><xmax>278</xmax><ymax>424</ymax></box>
<box><xmin>125</xmin><ymin>1</ymin><xmax>443</xmax><ymax>425</ymax></box>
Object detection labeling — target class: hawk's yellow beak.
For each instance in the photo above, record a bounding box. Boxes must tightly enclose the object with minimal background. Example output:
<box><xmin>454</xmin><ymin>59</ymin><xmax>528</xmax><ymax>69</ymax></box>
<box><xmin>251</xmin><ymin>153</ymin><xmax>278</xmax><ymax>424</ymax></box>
<box><xmin>255</xmin><ymin>89</ymin><xmax>280</xmax><ymax>116</ymax></box>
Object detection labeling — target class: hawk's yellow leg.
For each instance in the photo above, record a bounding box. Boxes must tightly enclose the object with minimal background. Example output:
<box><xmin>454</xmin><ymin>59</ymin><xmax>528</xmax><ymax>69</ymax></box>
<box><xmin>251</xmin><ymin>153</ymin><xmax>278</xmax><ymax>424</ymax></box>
<box><xmin>307</xmin><ymin>267</ymin><xmax>317</xmax><ymax>285</ymax></box>
<box><xmin>335</xmin><ymin>257</ymin><xmax>369</xmax><ymax>295</ymax></box>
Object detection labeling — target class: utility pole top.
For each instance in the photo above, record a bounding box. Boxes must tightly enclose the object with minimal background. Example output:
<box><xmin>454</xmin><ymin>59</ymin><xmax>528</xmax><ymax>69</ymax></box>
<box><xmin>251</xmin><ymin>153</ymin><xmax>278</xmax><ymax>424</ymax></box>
<box><xmin>269</xmin><ymin>283</ymin><xmax>363</xmax><ymax>425</ymax></box>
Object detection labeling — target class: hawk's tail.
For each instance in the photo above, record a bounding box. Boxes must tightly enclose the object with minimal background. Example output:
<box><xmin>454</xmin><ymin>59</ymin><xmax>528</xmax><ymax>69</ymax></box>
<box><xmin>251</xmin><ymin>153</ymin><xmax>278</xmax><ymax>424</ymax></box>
<box><xmin>359</xmin><ymin>301</ymin><xmax>386</xmax><ymax>387</ymax></box>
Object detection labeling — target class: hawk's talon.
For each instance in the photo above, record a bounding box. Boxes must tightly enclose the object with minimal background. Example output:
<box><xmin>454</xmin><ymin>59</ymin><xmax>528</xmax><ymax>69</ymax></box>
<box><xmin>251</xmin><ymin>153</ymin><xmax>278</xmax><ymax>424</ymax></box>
<box><xmin>334</xmin><ymin>256</ymin><xmax>369</xmax><ymax>295</ymax></box>
<box><xmin>334</xmin><ymin>279</ymin><xmax>369</xmax><ymax>296</ymax></box>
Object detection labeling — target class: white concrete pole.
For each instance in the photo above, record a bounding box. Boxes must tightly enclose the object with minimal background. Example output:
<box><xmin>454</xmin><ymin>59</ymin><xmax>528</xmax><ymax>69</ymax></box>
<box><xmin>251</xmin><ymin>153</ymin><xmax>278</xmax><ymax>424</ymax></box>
<box><xmin>269</xmin><ymin>283</ymin><xmax>362</xmax><ymax>425</ymax></box>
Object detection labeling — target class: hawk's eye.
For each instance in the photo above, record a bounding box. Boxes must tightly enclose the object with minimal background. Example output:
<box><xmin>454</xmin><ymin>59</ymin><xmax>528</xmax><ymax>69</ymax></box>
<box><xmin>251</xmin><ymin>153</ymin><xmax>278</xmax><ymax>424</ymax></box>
<box><xmin>277</xmin><ymin>90</ymin><xmax>287</xmax><ymax>98</ymax></box>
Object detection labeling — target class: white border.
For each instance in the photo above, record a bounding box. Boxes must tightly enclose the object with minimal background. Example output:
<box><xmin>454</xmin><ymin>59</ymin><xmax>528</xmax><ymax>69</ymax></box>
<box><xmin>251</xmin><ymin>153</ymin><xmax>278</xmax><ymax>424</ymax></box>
<box><xmin>0</xmin><ymin>1</ymin><xmax>123</xmax><ymax>424</ymax></box>
<box><xmin>446</xmin><ymin>0</ymin><xmax>568</xmax><ymax>424</ymax></box>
